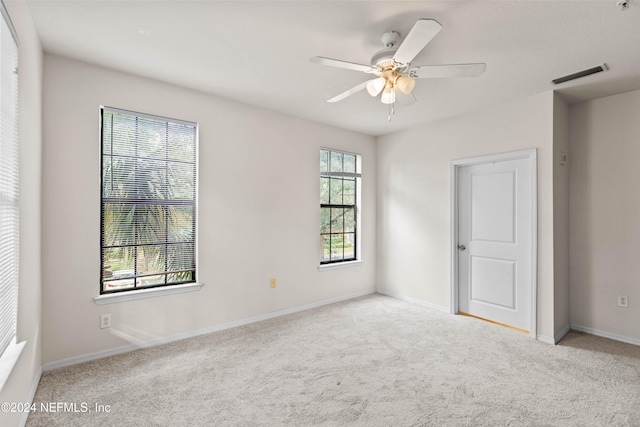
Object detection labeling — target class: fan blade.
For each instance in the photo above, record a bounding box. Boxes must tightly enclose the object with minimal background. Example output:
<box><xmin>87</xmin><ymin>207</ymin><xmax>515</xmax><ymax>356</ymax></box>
<box><xmin>410</xmin><ymin>63</ymin><xmax>486</xmax><ymax>78</ymax></box>
<box><xmin>326</xmin><ymin>80</ymin><xmax>370</xmax><ymax>103</ymax></box>
<box><xmin>310</xmin><ymin>56</ymin><xmax>376</xmax><ymax>73</ymax></box>
<box><xmin>393</xmin><ymin>19</ymin><xmax>442</xmax><ymax>65</ymax></box>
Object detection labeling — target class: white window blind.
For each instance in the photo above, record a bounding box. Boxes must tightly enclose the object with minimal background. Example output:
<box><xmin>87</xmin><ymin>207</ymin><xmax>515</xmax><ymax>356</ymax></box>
<box><xmin>0</xmin><ymin>2</ymin><xmax>19</xmax><ymax>358</ymax></box>
<box><xmin>100</xmin><ymin>107</ymin><xmax>197</xmax><ymax>294</ymax></box>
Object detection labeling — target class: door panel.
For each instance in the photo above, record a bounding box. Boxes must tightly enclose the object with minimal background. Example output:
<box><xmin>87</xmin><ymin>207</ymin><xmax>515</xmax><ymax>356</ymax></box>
<box><xmin>471</xmin><ymin>171</ymin><xmax>515</xmax><ymax>243</ymax></box>
<box><xmin>457</xmin><ymin>155</ymin><xmax>533</xmax><ymax>331</ymax></box>
<box><xmin>470</xmin><ymin>256</ymin><xmax>516</xmax><ymax>309</ymax></box>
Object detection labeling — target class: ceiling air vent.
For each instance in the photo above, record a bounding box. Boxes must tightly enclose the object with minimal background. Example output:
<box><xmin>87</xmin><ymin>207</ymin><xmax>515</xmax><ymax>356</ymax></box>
<box><xmin>551</xmin><ymin>64</ymin><xmax>608</xmax><ymax>85</ymax></box>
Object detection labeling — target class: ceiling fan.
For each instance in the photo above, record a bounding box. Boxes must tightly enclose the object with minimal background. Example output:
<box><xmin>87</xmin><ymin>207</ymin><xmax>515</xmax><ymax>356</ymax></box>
<box><xmin>311</xmin><ymin>19</ymin><xmax>486</xmax><ymax>110</ymax></box>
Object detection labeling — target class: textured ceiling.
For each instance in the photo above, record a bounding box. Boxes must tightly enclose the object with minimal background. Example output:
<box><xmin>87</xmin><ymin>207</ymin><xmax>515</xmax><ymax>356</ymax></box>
<box><xmin>25</xmin><ymin>0</ymin><xmax>640</xmax><ymax>136</ymax></box>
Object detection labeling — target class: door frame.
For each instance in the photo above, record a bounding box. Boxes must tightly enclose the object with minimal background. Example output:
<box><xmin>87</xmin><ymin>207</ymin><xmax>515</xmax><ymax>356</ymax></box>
<box><xmin>450</xmin><ymin>149</ymin><xmax>538</xmax><ymax>339</ymax></box>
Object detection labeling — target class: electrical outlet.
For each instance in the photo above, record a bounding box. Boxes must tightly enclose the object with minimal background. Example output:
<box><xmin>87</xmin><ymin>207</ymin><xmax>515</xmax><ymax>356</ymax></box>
<box><xmin>100</xmin><ymin>313</ymin><xmax>112</xmax><ymax>329</ymax></box>
<box><xmin>618</xmin><ymin>296</ymin><xmax>629</xmax><ymax>308</ymax></box>
<box><xmin>270</xmin><ymin>278</ymin><xmax>277</xmax><ymax>288</ymax></box>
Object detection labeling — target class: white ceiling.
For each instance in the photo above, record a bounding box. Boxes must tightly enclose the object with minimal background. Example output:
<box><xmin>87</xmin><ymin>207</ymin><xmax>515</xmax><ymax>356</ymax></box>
<box><xmin>25</xmin><ymin>0</ymin><xmax>640</xmax><ymax>136</ymax></box>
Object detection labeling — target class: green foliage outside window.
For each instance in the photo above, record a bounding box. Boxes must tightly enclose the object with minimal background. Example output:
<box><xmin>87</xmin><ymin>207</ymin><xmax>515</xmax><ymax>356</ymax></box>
<box><xmin>101</xmin><ymin>108</ymin><xmax>197</xmax><ymax>292</ymax></box>
<box><xmin>320</xmin><ymin>149</ymin><xmax>360</xmax><ymax>264</ymax></box>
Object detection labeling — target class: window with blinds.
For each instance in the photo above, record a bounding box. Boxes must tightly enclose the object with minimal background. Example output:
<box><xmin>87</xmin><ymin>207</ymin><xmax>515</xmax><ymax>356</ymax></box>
<box><xmin>100</xmin><ymin>107</ymin><xmax>197</xmax><ymax>294</ymax></box>
<box><xmin>0</xmin><ymin>2</ymin><xmax>19</xmax><ymax>360</ymax></box>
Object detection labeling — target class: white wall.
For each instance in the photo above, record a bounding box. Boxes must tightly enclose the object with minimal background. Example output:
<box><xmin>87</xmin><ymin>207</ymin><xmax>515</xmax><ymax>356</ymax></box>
<box><xmin>553</xmin><ymin>94</ymin><xmax>570</xmax><ymax>340</ymax></box>
<box><xmin>569</xmin><ymin>89</ymin><xmax>640</xmax><ymax>344</ymax></box>
<box><xmin>376</xmin><ymin>92</ymin><xmax>557</xmax><ymax>340</ymax></box>
<box><xmin>41</xmin><ymin>54</ymin><xmax>376</xmax><ymax>365</ymax></box>
<box><xmin>0</xmin><ymin>2</ymin><xmax>43</xmax><ymax>427</ymax></box>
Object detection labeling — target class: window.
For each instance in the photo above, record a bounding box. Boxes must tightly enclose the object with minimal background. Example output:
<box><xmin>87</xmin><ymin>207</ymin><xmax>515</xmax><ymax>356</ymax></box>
<box><xmin>320</xmin><ymin>149</ymin><xmax>361</xmax><ymax>264</ymax></box>
<box><xmin>100</xmin><ymin>107</ymin><xmax>197</xmax><ymax>294</ymax></box>
<box><xmin>0</xmin><ymin>0</ymin><xmax>22</xmax><ymax>389</ymax></box>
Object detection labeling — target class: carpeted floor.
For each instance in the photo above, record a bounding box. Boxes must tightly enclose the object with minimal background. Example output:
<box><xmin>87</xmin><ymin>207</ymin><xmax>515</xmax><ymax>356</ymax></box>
<box><xmin>26</xmin><ymin>294</ymin><xmax>640</xmax><ymax>426</ymax></box>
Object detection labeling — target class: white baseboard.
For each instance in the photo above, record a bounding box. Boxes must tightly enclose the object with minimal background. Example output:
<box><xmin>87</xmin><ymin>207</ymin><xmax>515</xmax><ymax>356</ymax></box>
<box><xmin>536</xmin><ymin>334</ymin><xmax>555</xmax><ymax>345</ymax></box>
<box><xmin>19</xmin><ymin>367</ymin><xmax>42</xmax><ymax>427</ymax></box>
<box><xmin>571</xmin><ymin>324</ymin><xmax>640</xmax><ymax>347</ymax></box>
<box><xmin>376</xmin><ymin>289</ymin><xmax>450</xmax><ymax>313</ymax></box>
<box><xmin>537</xmin><ymin>323</ymin><xmax>571</xmax><ymax>345</ymax></box>
<box><xmin>42</xmin><ymin>344</ymin><xmax>142</xmax><ymax>372</ymax></box>
<box><xmin>43</xmin><ymin>289</ymin><xmax>376</xmax><ymax>372</ymax></box>
<box><xmin>554</xmin><ymin>323</ymin><xmax>571</xmax><ymax>344</ymax></box>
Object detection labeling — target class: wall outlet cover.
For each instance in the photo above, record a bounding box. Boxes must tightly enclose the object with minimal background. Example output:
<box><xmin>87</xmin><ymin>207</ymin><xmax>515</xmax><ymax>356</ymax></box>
<box><xmin>100</xmin><ymin>313</ymin><xmax>112</xmax><ymax>328</ymax></box>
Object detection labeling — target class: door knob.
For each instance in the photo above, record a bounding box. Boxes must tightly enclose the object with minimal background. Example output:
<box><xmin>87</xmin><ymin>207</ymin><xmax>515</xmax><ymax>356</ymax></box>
<box><xmin>458</xmin><ymin>244</ymin><xmax>466</xmax><ymax>251</ymax></box>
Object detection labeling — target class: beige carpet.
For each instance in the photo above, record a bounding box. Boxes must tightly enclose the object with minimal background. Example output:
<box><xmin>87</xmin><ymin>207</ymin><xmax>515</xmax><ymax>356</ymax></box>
<box><xmin>27</xmin><ymin>294</ymin><xmax>640</xmax><ymax>426</ymax></box>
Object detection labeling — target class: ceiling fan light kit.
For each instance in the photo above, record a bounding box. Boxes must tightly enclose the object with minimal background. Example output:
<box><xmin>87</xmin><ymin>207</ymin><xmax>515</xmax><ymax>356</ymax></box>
<box><xmin>381</xmin><ymin>85</ymin><xmax>396</xmax><ymax>105</ymax></box>
<box><xmin>366</xmin><ymin>77</ymin><xmax>386</xmax><ymax>96</ymax></box>
<box><xmin>396</xmin><ymin>75</ymin><xmax>416</xmax><ymax>94</ymax></box>
<box><xmin>311</xmin><ymin>18</ymin><xmax>486</xmax><ymax>120</ymax></box>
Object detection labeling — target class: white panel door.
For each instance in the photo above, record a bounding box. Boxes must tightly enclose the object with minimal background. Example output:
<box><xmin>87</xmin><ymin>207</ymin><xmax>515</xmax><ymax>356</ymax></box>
<box><xmin>457</xmin><ymin>156</ymin><xmax>533</xmax><ymax>331</ymax></box>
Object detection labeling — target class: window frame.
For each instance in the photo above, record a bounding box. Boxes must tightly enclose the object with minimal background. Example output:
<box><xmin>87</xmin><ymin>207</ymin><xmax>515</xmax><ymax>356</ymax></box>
<box><xmin>319</xmin><ymin>148</ymin><xmax>361</xmax><ymax>265</ymax></box>
<box><xmin>99</xmin><ymin>106</ymin><xmax>198</xmax><ymax>295</ymax></box>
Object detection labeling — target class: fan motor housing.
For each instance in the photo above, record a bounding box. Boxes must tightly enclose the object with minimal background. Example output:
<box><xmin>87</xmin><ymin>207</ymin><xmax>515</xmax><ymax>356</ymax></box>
<box><xmin>371</xmin><ymin>47</ymin><xmax>409</xmax><ymax>71</ymax></box>
<box><xmin>371</xmin><ymin>47</ymin><xmax>395</xmax><ymax>67</ymax></box>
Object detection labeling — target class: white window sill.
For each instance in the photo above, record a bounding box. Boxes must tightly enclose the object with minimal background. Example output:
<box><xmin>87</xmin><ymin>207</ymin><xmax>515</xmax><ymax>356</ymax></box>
<box><xmin>0</xmin><ymin>338</ymin><xmax>26</xmax><ymax>392</ymax></box>
<box><xmin>318</xmin><ymin>260</ymin><xmax>362</xmax><ymax>271</ymax></box>
<box><xmin>94</xmin><ymin>282</ymin><xmax>204</xmax><ymax>305</ymax></box>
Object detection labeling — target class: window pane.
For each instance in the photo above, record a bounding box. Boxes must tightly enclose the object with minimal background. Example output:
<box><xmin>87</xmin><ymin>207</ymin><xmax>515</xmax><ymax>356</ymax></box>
<box><xmin>320</xmin><ymin>207</ymin><xmax>331</xmax><ymax>234</ymax></box>
<box><xmin>137</xmin><ymin>117</ymin><xmax>167</xmax><ymax>159</ymax></box>
<box><xmin>168</xmin><ymin>206</ymin><xmax>194</xmax><ymax>242</ymax></box>
<box><xmin>136</xmin><ymin>244</ymin><xmax>166</xmax><ymax>275</ymax></box>
<box><xmin>329</xmin><ymin>178</ymin><xmax>343</xmax><ymax>205</ymax></box>
<box><xmin>167</xmin><ymin>270</ymin><xmax>195</xmax><ymax>285</ymax></box>
<box><xmin>102</xmin><ymin>203</ymin><xmax>135</xmax><ymax>246</ymax></box>
<box><xmin>109</xmin><ymin>113</ymin><xmax>137</xmax><ymax>156</ymax></box>
<box><xmin>320</xmin><ymin>149</ymin><xmax>329</xmax><ymax>173</ymax></box>
<box><xmin>135</xmin><ymin>204</ymin><xmax>167</xmax><ymax>245</ymax></box>
<box><xmin>138</xmin><ymin>274</ymin><xmax>166</xmax><ymax>288</ymax></box>
<box><xmin>330</xmin><ymin>234</ymin><xmax>344</xmax><ymax>261</ymax></box>
<box><xmin>321</xmin><ymin>235</ymin><xmax>331</xmax><ymax>262</ymax></box>
<box><xmin>331</xmin><ymin>208</ymin><xmax>344</xmax><ymax>232</ymax></box>
<box><xmin>344</xmin><ymin>233</ymin><xmax>355</xmax><ymax>259</ymax></box>
<box><xmin>103</xmin><ymin>247</ymin><xmax>134</xmax><ymax>280</ymax></box>
<box><xmin>103</xmin><ymin>156</ymin><xmax>135</xmax><ymax>199</ymax></box>
<box><xmin>168</xmin><ymin>163</ymin><xmax>195</xmax><ymax>200</ymax></box>
<box><xmin>102</xmin><ymin>278</ymin><xmax>135</xmax><ymax>292</ymax></box>
<box><xmin>136</xmin><ymin>159</ymin><xmax>167</xmax><ymax>200</ymax></box>
<box><xmin>344</xmin><ymin>208</ymin><xmax>355</xmax><ymax>232</ymax></box>
<box><xmin>343</xmin><ymin>154</ymin><xmax>356</xmax><ymax>173</ymax></box>
<box><xmin>168</xmin><ymin>123</ymin><xmax>196</xmax><ymax>163</ymax></box>
<box><xmin>330</xmin><ymin>151</ymin><xmax>343</xmax><ymax>172</ymax></box>
<box><xmin>320</xmin><ymin>177</ymin><xmax>329</xmax><ymax>204</ymax></box>
<box><xmin>102</xmin><ymin>113</ymin><xmax>112</xmax><ymax>153</ymax></box>
<box><xmin>167</xmin><ymin>243</ymin><xmax>195</xmax><ymax>272</ymax></box>
<box><xmin>343</xmin><ymin>178</ymin><xmax>355</xmax><ymax>205</ymax></box>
